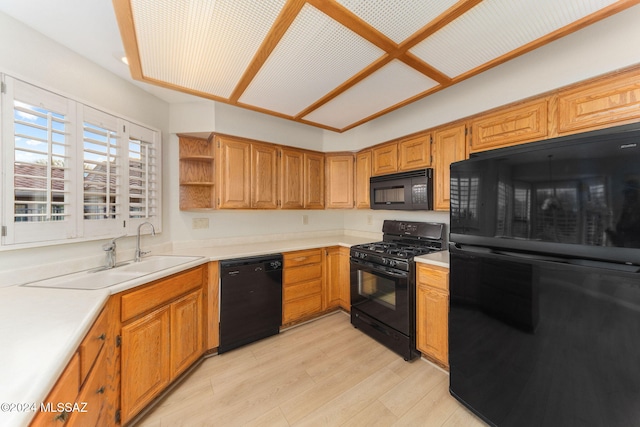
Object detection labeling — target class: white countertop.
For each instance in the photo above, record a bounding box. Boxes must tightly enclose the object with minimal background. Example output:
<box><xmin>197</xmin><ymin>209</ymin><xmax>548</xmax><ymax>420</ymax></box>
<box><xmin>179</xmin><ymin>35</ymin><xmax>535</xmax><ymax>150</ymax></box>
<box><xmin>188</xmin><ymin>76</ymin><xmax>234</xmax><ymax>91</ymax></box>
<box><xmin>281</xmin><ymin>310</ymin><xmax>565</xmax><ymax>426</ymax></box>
<box><xmin>415</xmin><ymin>250</ymin><xmax>450</xmax><ymax>268</ymax></box>
<box><xmin>0</xmin><ymin>233</ymin><xmax>448</xmax><ymax>427</ymax></box>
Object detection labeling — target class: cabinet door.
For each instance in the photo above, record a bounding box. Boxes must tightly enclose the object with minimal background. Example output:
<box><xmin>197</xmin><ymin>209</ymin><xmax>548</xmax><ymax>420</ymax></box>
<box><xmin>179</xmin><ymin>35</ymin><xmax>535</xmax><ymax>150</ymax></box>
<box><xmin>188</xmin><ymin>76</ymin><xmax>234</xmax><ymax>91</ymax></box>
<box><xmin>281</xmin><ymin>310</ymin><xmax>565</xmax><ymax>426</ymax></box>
<box><xmin>325</xmin><ymin>153</ymin><xmax>354</xmax><ymax>209</ymax></box>
<box><xmin>170</xmin><ymin>290</ymin><xmax>204</xmax><ymax>379</ymax></box>
<box><xmin>325</xmin><ymin>246</ymin><xmax>351</xmax><ymax>311</ymax></box>
<box><xmin>398</xmin><ymin>134</ymin><xmax>431</xmax><ymax>171</ymax></box>
<box><xmin>470</xmin><ymin>99</ymin><xmax>549</xmax><ymax>153</ymax></box>
<box><xmin>416</xmin><ymin>284</ymin><xmax>449</xmax><ymax>368</ymax></box>
<box><xmin>32</xmin><ymin>353</ymin><xmax>80</xmax><ymax>426</ymax></box>
<box><xmin>324</xmin><ymin>247</ymin><xmax>342</xmax><ymax>310</ymax></box>
<box><xmin>304</xmin><ymin>152</ymin><xmax>325</xmax><ymax>209</ymax></box>
<box><xmin>280</xmin><ymin>148</ymin><xmax>304</xmax><ymax>209</ymax></box>
<box><xmin>120</xmin><ymin>307</ymin><xmax>171</xmax><ymax>424</ymax></box>
<box><xmin>371</xmin><ymin>143</ymin><xmax>398</xmax><ymax>176</ymax></box>
<box><xmin>251</xmin><ymin>143</ymin><xmax>279</xmax><ymax>209</ymax></box>
<box><xmin>557</xmin><ymin>68</ymin><xmax>640</xmax><ymax>135</ymax></box>
<box><xmin>67</xmin><ymin>350</ymin><xmax>108</xmax><ymax>427</ymax></box>
<box><xmin>217</xmin><ymin>136</ymin><xmax>251</xmax><ymax>209</ymax></box>
<box><xmin>355</xmin><ymin>150</ymin><xmax>371</xmax><ymax>209</ymax></box>
<box><xmin>433</xmin><ymin>123</ymin><xmax>467</xmax><ymax>211</ymax></box>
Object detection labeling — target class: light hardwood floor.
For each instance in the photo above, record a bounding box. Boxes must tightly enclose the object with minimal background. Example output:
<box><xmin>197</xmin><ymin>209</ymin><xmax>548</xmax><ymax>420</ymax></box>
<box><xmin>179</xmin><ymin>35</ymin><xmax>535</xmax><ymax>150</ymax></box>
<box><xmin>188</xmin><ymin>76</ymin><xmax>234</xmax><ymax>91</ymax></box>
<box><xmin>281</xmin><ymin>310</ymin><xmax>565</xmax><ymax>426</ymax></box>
<box><xmin>136</xmin><ymin>312</ymin><xmax>487</xmax><ymax>427</ymax></box>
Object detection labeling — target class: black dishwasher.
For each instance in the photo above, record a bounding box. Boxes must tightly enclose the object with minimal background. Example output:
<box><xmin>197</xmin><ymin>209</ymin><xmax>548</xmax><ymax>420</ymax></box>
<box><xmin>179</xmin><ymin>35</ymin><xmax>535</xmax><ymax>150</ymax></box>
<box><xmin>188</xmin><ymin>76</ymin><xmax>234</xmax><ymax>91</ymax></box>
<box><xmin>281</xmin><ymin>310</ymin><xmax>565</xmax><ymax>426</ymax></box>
<box><xmin>219</xmin><ymin>254</ymin><xmax>283</xmax><ymax>354</ymax></box>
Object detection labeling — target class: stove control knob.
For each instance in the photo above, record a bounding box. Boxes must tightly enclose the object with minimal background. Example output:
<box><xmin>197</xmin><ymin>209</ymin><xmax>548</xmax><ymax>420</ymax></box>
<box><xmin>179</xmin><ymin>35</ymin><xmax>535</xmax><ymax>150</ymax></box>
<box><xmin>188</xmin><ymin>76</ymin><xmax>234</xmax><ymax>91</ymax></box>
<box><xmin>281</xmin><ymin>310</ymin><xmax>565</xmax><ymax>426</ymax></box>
<box><xmin>381</xmin><ymin>258</ymin><xmax>388</xmax><ymax>265</ymax></box>
<box><xmin>388</xmin><ymin>260</ymin><xmax>396</xmax><ymax>267</ymax></box>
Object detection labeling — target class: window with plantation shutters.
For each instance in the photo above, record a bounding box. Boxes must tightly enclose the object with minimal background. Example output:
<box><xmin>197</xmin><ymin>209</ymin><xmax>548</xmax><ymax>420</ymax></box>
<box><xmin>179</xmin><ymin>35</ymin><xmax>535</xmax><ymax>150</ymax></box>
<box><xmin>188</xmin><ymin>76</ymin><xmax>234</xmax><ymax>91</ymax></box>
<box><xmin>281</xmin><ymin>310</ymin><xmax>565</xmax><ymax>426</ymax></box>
<box><xmin>127</xmin><ymin>124</ymin><xmax>159</xmax><ymax>222</ymax></box>
<box><xmin>2</xmin><ymin>77</ymin><xmax>76</xmax><ymax>244</ymax></box>
<box><xmin>81</xmin><ymin>106</ymin><xmax>125</xmax><ymax>237</ymax></box>
<box><xmin>1</xmin><ymin>75</ymin><xmax>162</xmax><ymax>247</ymax></box>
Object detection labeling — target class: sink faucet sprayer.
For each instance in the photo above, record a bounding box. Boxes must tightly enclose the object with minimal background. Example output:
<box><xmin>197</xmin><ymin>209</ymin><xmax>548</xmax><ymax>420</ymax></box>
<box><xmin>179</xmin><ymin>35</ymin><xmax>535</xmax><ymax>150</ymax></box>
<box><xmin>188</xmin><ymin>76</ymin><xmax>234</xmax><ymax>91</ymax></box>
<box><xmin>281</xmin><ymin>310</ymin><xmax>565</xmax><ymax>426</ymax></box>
<box><xmin>135</xmin><ymin>222</ymin><xmax>156</xmax><ymax>262</ymax></box>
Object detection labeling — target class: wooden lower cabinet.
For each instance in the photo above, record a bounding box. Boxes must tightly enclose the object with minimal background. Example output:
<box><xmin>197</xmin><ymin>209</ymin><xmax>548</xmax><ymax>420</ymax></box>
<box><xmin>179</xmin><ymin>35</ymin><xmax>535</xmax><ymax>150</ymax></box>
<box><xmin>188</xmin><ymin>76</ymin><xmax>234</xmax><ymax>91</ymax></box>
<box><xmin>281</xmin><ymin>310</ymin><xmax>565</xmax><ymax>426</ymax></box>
<box><xmin>121</xmin><ymin>307</ymin><xmax>171</xmax><ymax>422</ymax></box>
<box><xmin>31</xmin><ymin>302</ymin><xmax>115</xmax><ymax>427</ymax></box>
<box><xmin>170</xmin><ymin>290</ymin><xmax>204</xmax><ymax>378</ymax></box>
<box><xmin>283</xmin><ymin>249</ymin><xmax>324</xmax><ymax>324</ymax></box>
<box><xmin>325</xmin><ymin>246</ymin><xmax>351</xmax><ymax>311</ymax></box>
<box><xmin>31</xmin><ymin>354</ymin><xmax>81</xmax><ymax>426</ymax></box>
<box><xmin>416</xmin><ymin>263</ymin><xmax>450</xmax><ymax>369</ymax></box>
<box><xmin>119</xmin><ymin>266</ymin><xmax>206</xmax><ymax>424</ymax></box>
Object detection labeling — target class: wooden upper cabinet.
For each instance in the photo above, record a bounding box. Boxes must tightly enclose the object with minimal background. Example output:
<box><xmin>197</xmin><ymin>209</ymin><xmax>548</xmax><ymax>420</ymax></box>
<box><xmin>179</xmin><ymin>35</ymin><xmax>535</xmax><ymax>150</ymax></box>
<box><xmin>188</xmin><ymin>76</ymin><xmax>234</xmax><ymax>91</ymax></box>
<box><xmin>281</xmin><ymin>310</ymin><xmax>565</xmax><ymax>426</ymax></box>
<box><xmin>325</xmin><ymin>153</ymin><xmax>355</xmax><ymax>209</ymax></box>
<box><xmin>280</xmin><ymin>147</ymin><xmax>305</xmax><ymax>209</ymax></box>
<box><xmin>433</xmin><ymin>123</ymin><xmax>467</xmax><ymax>211</ymax></box>
<box><xmin>371</xmin><ymin>142</ymin><xmax>398</xmax><ymax>176</ymax></box>
<box><xmin>355</xmin><ymin>150</ymin><xmax>371</xmax><ymax>209</ymax></box>
<box><xmin>216</xmin><ymin>135</ymin><xmax>251</xmax><ymax>209</ymax></box>
<box><xmin>398</xmin><ymin>133</ymin><xmax>431</xmax><ymax>171</ymax></box>
<box><xmin>178</xmin><ymin>135</ymin><xmax>215</xmax><ymax>210</ymax></box>
<box><xmin>556</xmin><ymin>67</ymin><xmax>640</xmax><ymax>135</ymax></box>
<box><xmin>251</xmin><ymin>143</ymin><xmax>279</xmax><ymax>209</ymax></box>
<box><xmin>470</xmin><ymin>98</ymin><xmax>549</xmax><ymax>153</ymax></box>
<box><xmin>304</xmin><ymin>152</ymin><xmax>325</xmax><ymax>209</ymax></box>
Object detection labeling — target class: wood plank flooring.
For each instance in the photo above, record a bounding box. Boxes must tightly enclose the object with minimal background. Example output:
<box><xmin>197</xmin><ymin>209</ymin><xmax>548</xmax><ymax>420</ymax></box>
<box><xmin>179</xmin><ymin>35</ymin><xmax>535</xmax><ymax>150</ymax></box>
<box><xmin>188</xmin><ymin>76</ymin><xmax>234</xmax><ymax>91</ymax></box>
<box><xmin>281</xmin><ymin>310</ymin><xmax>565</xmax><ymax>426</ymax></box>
<box><xmin>135</xmin><ymin>312</ymin><xmax>487</xmax><ymax>427</ymax></box>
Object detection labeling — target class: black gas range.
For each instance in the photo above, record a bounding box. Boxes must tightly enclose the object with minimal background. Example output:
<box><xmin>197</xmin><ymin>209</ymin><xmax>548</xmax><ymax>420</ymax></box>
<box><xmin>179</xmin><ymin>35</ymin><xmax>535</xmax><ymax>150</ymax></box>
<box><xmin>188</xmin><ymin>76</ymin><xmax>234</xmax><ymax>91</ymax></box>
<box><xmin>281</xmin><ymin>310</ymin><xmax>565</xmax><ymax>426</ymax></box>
<box><xmin>350</xmin><ymin>220</ymin><xmax>445</xmax><ymax>360</ymax></box>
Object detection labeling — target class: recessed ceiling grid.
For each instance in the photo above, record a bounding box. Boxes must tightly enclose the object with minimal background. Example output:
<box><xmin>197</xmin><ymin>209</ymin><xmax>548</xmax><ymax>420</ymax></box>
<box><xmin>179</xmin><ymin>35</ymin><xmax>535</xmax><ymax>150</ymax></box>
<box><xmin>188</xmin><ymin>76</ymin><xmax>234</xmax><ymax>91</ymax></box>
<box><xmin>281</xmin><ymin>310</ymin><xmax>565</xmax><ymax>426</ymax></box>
<box><xmin>239</xmin><ymin>3</ymin><xmax>384</xmax><ymax>116</ymax></box>
<box><xmin>131</xmin><ymin>0</ymin><xmax>286</xmax><ymax>98</ymax></box>
<box><xmin>409</xmin><ymin>0</ymin><xmax>621</xmax><ymax>78</ymax></box>
<box><xmin>112</xmin><ymin>0</ymin><xmax>638</xmax><ymax>131</ymax></box>
<box><xmin>303</xmin><ymin>60</ymin><xmax>439</xmax><ymax>130</ymax></box>
<box><xmin>335</xmin><ymin>0</ymin><xmax>460</xmax><ymax>44</ymax></box>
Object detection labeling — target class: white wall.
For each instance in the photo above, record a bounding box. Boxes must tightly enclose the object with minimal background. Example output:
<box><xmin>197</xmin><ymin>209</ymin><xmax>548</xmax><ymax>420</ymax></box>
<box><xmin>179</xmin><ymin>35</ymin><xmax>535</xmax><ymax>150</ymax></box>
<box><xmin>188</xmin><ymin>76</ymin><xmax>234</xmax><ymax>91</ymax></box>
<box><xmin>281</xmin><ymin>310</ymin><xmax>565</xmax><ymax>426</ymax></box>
<box><xmin>322</xmin><ymin>4</ymin><xmax>640</xmax><ymax>152</ymax></box>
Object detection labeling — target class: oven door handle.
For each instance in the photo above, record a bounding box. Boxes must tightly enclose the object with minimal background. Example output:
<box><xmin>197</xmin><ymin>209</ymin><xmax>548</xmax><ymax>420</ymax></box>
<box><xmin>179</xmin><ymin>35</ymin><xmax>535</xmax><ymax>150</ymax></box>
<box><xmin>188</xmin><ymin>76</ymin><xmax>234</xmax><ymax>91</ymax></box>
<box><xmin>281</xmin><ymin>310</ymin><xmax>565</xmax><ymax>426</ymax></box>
<box><xmin>350</xmin><ymin>258</ymin><xmax>408</xmax><ymax>278</ymax></box>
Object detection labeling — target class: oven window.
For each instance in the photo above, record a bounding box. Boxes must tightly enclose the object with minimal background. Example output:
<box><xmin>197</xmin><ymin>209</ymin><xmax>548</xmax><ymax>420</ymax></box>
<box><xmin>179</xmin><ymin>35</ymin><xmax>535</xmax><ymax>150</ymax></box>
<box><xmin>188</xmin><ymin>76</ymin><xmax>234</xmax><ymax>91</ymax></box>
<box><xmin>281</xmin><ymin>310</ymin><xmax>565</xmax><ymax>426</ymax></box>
<box><xmin>373</xmin><ymin>186</ymin><xmax>404</xmax><ymax>204</ymax></box>
<box><xmin>358</xmin><ymin>270</ymin><xmax>396</xmax><ymax>310</ymax></box>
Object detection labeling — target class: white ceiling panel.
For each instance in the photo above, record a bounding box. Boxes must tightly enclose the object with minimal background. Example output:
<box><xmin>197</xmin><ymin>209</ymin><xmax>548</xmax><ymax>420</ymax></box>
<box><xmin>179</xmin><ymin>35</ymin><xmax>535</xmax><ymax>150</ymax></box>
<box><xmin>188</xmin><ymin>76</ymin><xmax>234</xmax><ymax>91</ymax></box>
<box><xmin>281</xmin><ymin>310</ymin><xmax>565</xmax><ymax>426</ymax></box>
<box><xmin>132</xmin><ymin>0</ymin><xmax>286</xmax><ymax>98</ymax></box>
<box><xmin>335</xmin><ymin>0</ymin><xmax>460</xmax><ymax>43</ymax></box>
<box><xmin>303</xmin><ymin>60</ymin><xmax>438</xmax><ymax>129</ymax></box>
<box><xmin>239</xmin><ymin>4</ymin><xmax>384</xmax><ymax>116</ymax></box>
<box><xmin>410</xmin><ymin>0</ymin><xmax>620</xmax><ymax>78</ymax></box>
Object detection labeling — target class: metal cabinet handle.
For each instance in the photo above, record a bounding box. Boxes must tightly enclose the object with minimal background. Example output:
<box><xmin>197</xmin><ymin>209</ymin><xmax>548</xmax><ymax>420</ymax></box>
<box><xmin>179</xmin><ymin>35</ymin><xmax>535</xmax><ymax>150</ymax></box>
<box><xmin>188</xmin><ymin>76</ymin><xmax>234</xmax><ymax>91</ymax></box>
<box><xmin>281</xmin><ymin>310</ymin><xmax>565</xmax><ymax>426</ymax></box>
<box><xmin>97</xmin><ymin>386</ymin><xmax>105</xmax><ymax>394</ymax></box>
<box><xmin>98</xmin><ymin>333</ymin><xmax>106</xmax><ymax>341</ymax></box>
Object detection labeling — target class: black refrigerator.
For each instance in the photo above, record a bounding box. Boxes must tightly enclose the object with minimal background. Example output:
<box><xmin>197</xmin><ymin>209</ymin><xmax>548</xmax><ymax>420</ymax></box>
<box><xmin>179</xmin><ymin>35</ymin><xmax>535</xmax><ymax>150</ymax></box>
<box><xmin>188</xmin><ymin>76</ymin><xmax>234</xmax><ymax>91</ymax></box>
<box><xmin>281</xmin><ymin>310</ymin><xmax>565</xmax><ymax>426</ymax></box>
<box><xmin>448</xmin><ymin>123</ymin><xmax>640</xmax><ymax>427</ymax></box>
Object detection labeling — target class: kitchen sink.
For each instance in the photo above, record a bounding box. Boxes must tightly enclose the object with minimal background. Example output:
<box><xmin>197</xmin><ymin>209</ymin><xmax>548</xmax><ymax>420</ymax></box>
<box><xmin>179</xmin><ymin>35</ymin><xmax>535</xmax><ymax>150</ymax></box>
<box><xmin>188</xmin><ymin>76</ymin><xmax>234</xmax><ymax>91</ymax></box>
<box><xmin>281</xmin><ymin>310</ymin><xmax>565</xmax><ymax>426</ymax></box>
<box><xmin>21</xmin><ymin>255</ymin><xmax>203</xmax><ymax>290</ymax></box>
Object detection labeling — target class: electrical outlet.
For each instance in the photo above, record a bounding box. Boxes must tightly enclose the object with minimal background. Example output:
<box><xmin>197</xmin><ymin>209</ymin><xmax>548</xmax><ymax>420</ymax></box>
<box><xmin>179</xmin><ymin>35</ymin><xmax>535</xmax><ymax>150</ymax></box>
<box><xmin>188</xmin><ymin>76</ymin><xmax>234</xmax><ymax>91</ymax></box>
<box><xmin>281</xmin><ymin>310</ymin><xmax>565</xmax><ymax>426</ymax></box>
<box><xmin>192</xmin><ymin>217</ymin><xmax>209</xmax><ymax>229</ymax></box>
<box><xmin>302</xmin><ymin>214</ymin><xmax>309</xmax><ymax>225</ymax></box>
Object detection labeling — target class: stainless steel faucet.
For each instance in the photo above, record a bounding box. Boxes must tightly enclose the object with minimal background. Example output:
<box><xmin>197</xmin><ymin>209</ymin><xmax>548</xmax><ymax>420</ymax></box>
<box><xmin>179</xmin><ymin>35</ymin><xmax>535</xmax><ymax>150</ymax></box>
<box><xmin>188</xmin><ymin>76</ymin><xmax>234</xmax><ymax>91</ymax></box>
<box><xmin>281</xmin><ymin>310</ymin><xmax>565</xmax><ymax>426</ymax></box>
<box><xmin>102</xmin><ymin>235</ymin><xmax>126</xmax><ymax>269</ymax></box>
<box><xmin>135</xmin><ymin>221</ymin><xmax>156</xmax><ymax>262</ymax></box>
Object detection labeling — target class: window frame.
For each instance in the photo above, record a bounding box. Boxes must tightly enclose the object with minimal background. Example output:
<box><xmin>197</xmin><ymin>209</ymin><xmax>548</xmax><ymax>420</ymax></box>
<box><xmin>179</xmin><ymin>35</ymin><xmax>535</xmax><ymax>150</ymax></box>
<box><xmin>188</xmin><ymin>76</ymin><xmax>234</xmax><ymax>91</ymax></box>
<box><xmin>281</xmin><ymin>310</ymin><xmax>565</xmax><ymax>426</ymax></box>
<box><xmin>0</xmin><ymin>75</ymin><xmax>162</xmax><ymax>249</ymax></box>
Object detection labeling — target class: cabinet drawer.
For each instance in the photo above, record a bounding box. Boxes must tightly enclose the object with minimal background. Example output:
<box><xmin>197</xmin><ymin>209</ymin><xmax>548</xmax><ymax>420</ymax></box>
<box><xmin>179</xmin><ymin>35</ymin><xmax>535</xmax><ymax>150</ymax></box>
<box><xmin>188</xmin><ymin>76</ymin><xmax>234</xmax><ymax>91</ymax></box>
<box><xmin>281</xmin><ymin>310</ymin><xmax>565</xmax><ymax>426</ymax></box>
<box><xmin>79</xmin><ymin>308</ymin><xmax>108</xmax><ymax>384</ymax></box>
<box><xmin>121</xmin><ymin>266</ymin><xmax>204</xmax><ymax>322</ymax></box>
<box><xmin>283</xmin><ymin>279</ymin><xmax>322</xmax><ymax>302</ymax></box>
<box><xmin>284</xmin><ymin>263</ymin><xmax>322</xmax><ymax>285</ymax></box>
<box><xmin>283</xmin><ymin>294</ymin><xmax>323</xmax><ymax>324</ymax></box>
<box><xmin>32</xmin><ymin>353</ymin><xmax>80</xmax><ymax>426</ymax></box>
<box><xmin>417</xmin><ymin>264</ymin><xmax>449</xmax><ymax>292</ymax></box>
<box><xmin>67</xmin><ymin>351</ymin><xmax>107</xmax><ymax>427</ymax></box>
<box><xmin>284</xmin><ymin>249</ymin><xmax>322</xmax><ymax>267</ymax></box>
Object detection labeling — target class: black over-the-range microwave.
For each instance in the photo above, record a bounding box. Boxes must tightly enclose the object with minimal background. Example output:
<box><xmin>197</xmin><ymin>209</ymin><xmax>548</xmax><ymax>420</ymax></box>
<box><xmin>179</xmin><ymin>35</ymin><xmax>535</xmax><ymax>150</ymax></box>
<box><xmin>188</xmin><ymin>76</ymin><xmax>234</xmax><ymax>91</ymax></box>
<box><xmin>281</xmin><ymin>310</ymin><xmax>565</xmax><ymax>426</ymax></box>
<box><xmin>369</xmin><ymin>168</ymin><xmax>433</xmax><ymax>210</ymax></box>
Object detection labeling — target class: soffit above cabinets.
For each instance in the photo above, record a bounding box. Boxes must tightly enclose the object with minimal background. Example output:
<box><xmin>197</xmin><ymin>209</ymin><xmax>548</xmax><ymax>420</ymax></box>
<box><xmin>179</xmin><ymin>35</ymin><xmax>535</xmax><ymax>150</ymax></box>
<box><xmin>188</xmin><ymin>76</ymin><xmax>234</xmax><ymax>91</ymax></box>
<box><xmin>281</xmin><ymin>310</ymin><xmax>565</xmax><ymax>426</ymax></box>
<box><xmin>113</xmin><ymin>0</ymin><xmax>638</xmax><ymax>132</ymax></box>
